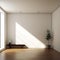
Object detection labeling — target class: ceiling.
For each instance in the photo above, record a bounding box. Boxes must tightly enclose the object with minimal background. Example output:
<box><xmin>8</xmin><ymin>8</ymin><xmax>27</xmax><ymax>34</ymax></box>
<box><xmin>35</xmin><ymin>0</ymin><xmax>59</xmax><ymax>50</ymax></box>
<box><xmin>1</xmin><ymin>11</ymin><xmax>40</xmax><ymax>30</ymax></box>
<box><xmin>0</xmin><ymin>0</ymin><xmax>60</xmax><ymax>13</ymax></box>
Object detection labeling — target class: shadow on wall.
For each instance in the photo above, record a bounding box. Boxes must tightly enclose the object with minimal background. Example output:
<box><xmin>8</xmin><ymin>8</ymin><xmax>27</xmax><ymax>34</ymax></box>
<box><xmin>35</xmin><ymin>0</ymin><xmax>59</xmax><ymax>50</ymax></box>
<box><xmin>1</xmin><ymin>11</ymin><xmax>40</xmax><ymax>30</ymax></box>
<box><xmin>15</xmin><ymin>22</ymin><xmax>46</xmax><ymax>48</ymax></box>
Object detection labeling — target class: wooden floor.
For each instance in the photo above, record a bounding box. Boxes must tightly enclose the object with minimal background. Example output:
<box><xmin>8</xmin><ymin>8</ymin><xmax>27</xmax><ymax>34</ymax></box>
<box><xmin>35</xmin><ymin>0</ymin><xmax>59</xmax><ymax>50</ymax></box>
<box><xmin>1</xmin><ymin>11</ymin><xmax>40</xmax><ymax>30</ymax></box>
<box><xmin>0</xmin><ymin>48</ymin><xmax>60</xmax><ymax>60</ymax></box>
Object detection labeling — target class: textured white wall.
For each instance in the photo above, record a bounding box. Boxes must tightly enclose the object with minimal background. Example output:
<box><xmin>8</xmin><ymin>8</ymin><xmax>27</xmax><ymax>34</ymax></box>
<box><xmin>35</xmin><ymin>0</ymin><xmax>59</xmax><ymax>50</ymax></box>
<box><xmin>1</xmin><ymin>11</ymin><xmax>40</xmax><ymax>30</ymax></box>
<box><xmin>7</xmin><ymin>13</ymin><xmax>52</xmax><ymax>47</ymax></box>
<box><xmin>52</xmin><ymin>7</ymin><xmax>60</xmax><ymax>52</ymax></box>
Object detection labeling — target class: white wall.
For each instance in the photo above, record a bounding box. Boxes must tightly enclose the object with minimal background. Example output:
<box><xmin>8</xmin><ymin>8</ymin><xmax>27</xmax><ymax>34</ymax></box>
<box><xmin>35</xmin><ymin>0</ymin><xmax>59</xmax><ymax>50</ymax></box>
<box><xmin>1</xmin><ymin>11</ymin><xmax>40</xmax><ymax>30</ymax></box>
<box><xmin>4</xmin><ymin>12</ymin><xmax>7</xmax><ymax>48</ymax></box>
<box><xmin>7</xmin><ymin>13</ymin><xmax>52</xmax><ymax>48</ymax></box>
<box><xmin>52</xmin><ymin>7</ymin><xmax>60</xmax><ymax>52</ymax></box>
<box><xmin>0</xmin><ymin>13</ymin><xmax>1</xmax><ymax>48</ymax></box>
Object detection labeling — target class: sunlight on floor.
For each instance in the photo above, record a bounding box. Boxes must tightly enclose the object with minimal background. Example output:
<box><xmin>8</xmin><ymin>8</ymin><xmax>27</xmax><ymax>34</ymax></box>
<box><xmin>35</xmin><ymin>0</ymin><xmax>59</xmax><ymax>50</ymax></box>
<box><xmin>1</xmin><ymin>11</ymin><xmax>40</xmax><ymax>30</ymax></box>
<box><xmin>16</xmin><ymin>23</ymin><xmax>46</xmax><ymax>48</ymax></box>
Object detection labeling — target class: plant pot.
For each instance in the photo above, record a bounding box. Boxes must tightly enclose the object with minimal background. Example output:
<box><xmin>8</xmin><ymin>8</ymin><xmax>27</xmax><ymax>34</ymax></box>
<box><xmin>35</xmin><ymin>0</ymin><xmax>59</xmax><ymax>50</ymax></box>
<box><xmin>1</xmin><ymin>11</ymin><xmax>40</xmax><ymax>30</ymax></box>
<box><xmin>47</xmin><ymin>45</ymin><xmax>51</xmax><ymax>49</ymax></box>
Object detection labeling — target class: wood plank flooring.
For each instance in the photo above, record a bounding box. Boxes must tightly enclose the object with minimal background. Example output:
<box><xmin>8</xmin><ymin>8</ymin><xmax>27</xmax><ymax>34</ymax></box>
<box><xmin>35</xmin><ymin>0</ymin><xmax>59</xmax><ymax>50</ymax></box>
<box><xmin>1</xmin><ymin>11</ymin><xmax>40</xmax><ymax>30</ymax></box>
<box><xmin>0</xmin><ymin>48</ymin><xmax>60</xmax><ymax>60</ymax></box>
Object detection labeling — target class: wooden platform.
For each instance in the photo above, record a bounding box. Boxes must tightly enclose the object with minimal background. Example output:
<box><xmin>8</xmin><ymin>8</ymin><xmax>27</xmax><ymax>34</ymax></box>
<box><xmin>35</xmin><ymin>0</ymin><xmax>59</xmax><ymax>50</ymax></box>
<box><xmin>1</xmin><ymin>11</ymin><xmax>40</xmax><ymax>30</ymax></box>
<box><xmin>0</xmin><ymin>48</ymin><xmax>60</xmax><ymax>60</ymax></box>
<box><xmin>6</xmin><ymin>44</ymin><xmax>28</xmax><ymax>49</ymax></box>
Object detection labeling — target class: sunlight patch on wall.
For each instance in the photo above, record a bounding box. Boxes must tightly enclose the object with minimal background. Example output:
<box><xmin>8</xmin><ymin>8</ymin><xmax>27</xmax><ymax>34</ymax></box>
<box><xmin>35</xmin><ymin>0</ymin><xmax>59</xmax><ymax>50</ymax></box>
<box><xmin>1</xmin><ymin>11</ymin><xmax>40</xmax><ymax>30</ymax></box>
<box><xmin>16</xmin><ymin>23</ymin><xmax>46</xmax><ymax>48</ymax></box>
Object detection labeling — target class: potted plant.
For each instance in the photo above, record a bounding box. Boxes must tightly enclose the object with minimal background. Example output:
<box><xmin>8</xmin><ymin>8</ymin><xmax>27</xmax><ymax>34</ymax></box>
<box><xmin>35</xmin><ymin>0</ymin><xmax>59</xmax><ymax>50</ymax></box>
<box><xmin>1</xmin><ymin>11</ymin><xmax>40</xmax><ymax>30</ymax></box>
<box><xmin>46</xmin><ymin>30</ymin><xmax>52</xmax><ymax>48</ymax></box>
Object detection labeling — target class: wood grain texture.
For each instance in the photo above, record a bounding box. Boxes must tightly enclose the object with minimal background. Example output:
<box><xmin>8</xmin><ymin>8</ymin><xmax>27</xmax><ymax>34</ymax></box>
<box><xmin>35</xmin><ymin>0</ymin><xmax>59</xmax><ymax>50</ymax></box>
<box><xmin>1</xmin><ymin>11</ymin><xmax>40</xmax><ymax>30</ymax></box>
<box><xmin>0</xmin><ymin>48</ymin><xmax>60</xmax><ymax>60</ymax></box>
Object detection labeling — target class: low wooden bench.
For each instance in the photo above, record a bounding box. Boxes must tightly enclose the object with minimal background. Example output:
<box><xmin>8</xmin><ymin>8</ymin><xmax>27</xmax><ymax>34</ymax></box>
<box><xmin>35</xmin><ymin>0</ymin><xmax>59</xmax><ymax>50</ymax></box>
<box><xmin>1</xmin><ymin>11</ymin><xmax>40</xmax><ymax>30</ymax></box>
<box><xmin>6</xmin><ymin>44</ymin><xmax>27</xmax><ymax>49</ymax></box>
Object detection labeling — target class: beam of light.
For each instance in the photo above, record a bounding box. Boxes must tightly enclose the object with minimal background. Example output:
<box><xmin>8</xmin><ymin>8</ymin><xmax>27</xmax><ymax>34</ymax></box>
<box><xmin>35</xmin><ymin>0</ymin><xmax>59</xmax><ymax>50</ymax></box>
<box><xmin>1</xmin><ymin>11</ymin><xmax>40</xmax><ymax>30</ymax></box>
<box><xmin>16</xmin><ymin>23</ymin><xmax>46</xmax><ymax>48</ymax></box>
<box><xmin>0</xmin><ymin>8</ymin><xmax>5</xmax><ymax>50</ymax></box>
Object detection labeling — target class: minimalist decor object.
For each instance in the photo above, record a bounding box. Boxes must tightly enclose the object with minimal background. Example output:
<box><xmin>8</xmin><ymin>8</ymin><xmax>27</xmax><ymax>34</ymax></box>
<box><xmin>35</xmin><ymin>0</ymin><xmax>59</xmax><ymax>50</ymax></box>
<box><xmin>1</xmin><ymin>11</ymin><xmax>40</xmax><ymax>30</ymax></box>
<box><xmin>8</xmin><ymin>42</ymin><xmax>11</xmax><ymax>48</ymax></box>
<box><xmin>8</xmin><ymin>40</ymin><xmax>12</xmax><ymax>48</ymax></box>
<box><xmin>46</xmin><ymin>30</ymin><xmax>52</xmax><ymax>48</ymax></box>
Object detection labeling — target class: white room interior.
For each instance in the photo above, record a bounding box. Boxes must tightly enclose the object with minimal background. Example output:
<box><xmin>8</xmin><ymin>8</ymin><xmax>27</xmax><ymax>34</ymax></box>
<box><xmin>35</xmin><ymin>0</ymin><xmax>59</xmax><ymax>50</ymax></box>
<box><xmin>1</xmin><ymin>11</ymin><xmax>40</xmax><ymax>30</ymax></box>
<box><xmin>0</xmin><ymin>0</ymin><xmax>60</xmax><ymax>52</ymax></box>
